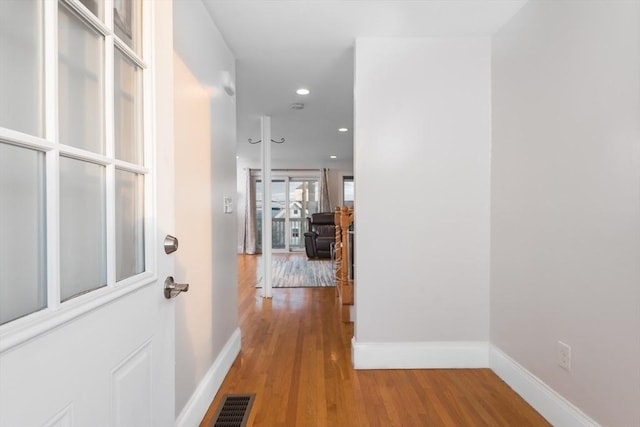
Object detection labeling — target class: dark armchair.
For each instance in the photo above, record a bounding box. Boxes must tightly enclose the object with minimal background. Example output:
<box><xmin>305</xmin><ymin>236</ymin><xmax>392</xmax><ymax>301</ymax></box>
<box><xmin>303</xmin><ymin>212</ymin><xmax>335</xmax><ymax>259</ymax></box>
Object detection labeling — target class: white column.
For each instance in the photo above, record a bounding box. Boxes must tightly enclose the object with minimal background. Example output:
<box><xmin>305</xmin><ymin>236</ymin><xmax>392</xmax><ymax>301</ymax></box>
<box><xmin>261</xmin><ymin>116</ymin><xmax>272</xmax><ymax>298</ymax></box>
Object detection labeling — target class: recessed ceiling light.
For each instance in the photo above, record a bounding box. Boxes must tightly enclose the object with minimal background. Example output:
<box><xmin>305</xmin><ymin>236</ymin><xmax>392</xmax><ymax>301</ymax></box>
<box><xmin>330</xmin><ymin>155</ymin><xmax>337</xmax><ymax>159</ymax></box>
<box><xmin>338</xmin><ymin>128</ymin><xmax>348</xmax><ymax>132</ymax></box>
<box><xmin>296</xmin><ymin>88</ymin><xmax>310</xmax><ymax>95</ymax></box>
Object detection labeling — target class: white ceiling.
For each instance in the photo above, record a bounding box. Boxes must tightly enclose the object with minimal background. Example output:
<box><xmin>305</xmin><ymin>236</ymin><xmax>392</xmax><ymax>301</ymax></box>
<box><xmin>201</xmin><ymin>0</ymin><xmax>527</xmax><ymax>165</ymax></box>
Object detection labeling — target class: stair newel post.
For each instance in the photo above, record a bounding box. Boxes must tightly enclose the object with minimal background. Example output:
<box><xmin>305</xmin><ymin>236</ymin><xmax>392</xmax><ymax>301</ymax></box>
<box><xmin>335</xmin><ymin>206</ymin><xmax>354</xmax><ymax>322</ymax></box>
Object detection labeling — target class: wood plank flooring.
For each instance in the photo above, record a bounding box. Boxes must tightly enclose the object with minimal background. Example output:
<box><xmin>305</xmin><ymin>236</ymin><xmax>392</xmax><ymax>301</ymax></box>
<box><xmin>200</xmin><ymin>254</ymin><xmax>550</xmax><ymax>426</ymax></box>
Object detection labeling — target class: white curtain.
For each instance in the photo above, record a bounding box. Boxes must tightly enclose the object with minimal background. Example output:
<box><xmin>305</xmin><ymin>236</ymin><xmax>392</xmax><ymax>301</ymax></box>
<box><xmin>243</xmin><ymin>168</ymin><xmax>258</xmax><ymax>254</ymax></box>
<box><xmin>318</xmin><ymin>168</ymin><xmax>332</xmax><ymax>212</ymax></box>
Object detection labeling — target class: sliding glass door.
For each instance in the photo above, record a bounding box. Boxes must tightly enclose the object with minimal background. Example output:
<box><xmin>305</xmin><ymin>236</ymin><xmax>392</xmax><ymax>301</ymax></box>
<box><xmin>255</xmin><ymin>176</ymin><xmax>318</xmax><ymax>252</ymax></box>
<box><xmin>288</xmin><ymin>179</ymin><xmax>318</xmax><ymax>250</ymax></box>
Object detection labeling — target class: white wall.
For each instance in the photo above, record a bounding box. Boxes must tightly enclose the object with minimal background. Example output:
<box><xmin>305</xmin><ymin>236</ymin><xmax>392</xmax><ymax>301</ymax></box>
<box><xmin>173</xmin><ymin>1</ymin><xmax>239</xmax><ymax>423</ymax></box>
<box><xmin>491</xmin><ymin>1</ymin><xmax>640</xmax><ymax>426</ymax></box>
<box><xmin>353</xmin><ymin>38</ymin><xmax>491</xmax><ymax>366</ymax></box>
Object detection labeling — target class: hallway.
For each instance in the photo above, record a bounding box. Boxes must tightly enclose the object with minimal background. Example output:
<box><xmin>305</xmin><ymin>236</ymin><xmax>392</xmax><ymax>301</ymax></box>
<box><xmin>200</xmin><ymin>255</ymin><xmax>549</xmax><ymax>426</ymax></box>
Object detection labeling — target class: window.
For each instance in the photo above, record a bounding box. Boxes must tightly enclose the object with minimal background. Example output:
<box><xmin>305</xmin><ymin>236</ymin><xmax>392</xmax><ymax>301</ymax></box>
<box><xmin>0</xmin><ymin>0</ymin><xmax>148</xmax><ymax>325</ymax></box>
<box><xmin>343</xmin><ymin>175</ymin><xmax>354</xmax><ymax>207</ymax></box>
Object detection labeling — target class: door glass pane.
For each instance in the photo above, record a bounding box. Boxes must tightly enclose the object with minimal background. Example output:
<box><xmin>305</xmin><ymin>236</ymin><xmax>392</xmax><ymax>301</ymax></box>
<box><xmin>0</xmin><ymin>143</ymin><xmax>46</xmax><ymax>324</ymax></box>
<box><xmin>0</xmin><ymin>0</ymin><xmax>43</xmax><ymax>137</ymax></box>
<box><xmin>58</xmin><ymin>4</ymin><xmax>104</xmax><ymax>153</ymax></box>
<box><xmin>114</xmin><ymin>0</ymin><xmax>142</xmax><ymax>54</ymax></box>
<box><xmin>60</xmin><ymin>157</ymin><xmax>106</xmax><ymax>301</ymax></box>
<box><xmin>288</xmin><ymin>180</ymin><xmax>319</xmax><ymax>250</ymax></box>
<box><xmin>78</xmin><ymin>0</ymin><xmax>104</xmax><ymax>20</ymax></box>
<box><xmin>114</xmin><ymin>48</ymin><xmax>143</xmax><ymax>164</ymax></box>
<box><xmin>116</xmin><ymin>169</ymin><xmax>144</xmax><ymax>281</ymax></box>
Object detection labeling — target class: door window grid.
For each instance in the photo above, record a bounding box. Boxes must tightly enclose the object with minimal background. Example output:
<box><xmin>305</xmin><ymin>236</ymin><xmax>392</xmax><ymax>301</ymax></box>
<box><xmin>0</xmin><ymin>0</ymin><xmax>149</xmax><ymax>327</ymax></box>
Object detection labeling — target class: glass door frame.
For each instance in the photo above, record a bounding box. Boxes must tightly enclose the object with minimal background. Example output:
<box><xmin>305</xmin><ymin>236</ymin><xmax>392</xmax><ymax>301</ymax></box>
<box><xmin>252</xmin><ymin>170</ymin><xmax>320</xmax><ymax>253</ymax></box>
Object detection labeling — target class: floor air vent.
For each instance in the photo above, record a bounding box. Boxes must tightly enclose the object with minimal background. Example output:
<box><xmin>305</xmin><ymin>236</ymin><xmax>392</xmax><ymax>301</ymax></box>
<box><xmin>211</xmin><ymin>394</ymin><xmax>255</xmax><ymax>427</ymax></box>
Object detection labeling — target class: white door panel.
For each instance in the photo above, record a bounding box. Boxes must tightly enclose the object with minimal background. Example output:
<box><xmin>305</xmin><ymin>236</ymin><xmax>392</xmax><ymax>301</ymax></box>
<box><xmin>0</xmin><ymin>287</ymin><xmax>157</xmax><ymax>426</ymax></box>
<box><xmin>0</xmin><ymin>1</ymin><xmax>175</xmax><ymax>426</ymax></box>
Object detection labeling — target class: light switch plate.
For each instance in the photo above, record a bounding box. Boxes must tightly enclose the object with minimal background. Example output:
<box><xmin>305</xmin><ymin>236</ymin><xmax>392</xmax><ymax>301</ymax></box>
<box><xmin>223</xmin><ymin>196</ymin><xmax>233</xmax><ymax>214</ymax></box>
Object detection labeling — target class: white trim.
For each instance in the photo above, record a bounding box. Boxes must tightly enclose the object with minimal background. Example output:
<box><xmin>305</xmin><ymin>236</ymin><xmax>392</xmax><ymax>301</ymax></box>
<box><xmin>351</xmin><ymin>338</ymin><xmax>489</xmax><ymax>369</ymax></box>
<box><xmin>114</xmin><ymin>38</ymin><xmax>148</xmax><ymax>69</ymax></box>
<box><xmin>105</xmin><ymin>160</ymin><xmax>116</xmax><ymax>288</ymax></box>
<box><xmin>105</xmin><ymin>9</ymin><xmax>116</xmax><ymax>289</ymax></box>
<box><xmin>175</xmin><ymin>328</ymin><xmax>242</xmax><ymax>427</ymax></box>
<box><xmin>489</xmin><ymin>346</ymin><xmax>600</xmax><ymax>427</ymax></box>
<box><xmin>0</xmin><ymin>129</ymin><xmax>54</xmax><ymax>151</ymax></box>
<box><xmin>104</xmin><ymin>0</ymin><xmax>114</xmax><ymax>33</ymax></box>
<box><xmin>143</xmin><ymin>0</ymin><xmax>158</xmax><ymax>281</ymax></box>
<box><xmin>56</xmin><ymin>144</ymin><xmax>115</xmax><ymax>165</ymax></box>
<box><xmin>45</xmin><ymin>148</ymin><xmax>61</xmax><ymax>311</ymax></box>
<box><xmin>61</xmin><ymin>0</ymin><xmax>111</xmax><ymax>37</ymax></box>
<box><xmin>113</xmin><ymin>159</ymin><xmax>149</xmax><ymax>174</ymax></box>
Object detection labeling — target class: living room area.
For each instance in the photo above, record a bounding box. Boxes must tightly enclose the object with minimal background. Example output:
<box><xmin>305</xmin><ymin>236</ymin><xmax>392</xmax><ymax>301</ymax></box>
<box><xmin>235</xmin><ymin>164</ymin><xmax>354</xmax><ymax>292</ymax></box>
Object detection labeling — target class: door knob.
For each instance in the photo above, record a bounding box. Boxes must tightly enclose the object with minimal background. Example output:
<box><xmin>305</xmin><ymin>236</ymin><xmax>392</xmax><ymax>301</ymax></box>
<box><xmin>164</xmin><ymin>276</ymin><xmax>189</xmax><ymax>299</ymax></box>
<box><xmin>164</xmin><ymin>235</ymin><xmax>179</xmax><ymax>254</ymax></box>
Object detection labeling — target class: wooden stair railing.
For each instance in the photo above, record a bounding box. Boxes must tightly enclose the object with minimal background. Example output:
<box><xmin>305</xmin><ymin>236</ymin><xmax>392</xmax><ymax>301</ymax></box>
<box><xmin>334</xmin><ymin>206</ymin><xmax>354</xmax><ymax>322</ymax></box>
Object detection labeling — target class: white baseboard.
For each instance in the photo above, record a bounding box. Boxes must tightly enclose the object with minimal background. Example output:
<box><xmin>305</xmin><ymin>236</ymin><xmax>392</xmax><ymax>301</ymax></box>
<box><xmin>175</xmin><ymin>328</ymin><xmax>242</xmax><ymax>427</ymax></box>
<box><xmin>351</xmin><ymin>338</ymin><xmax>489</xmax><ymax>369</ymax></box>
<box><xmin>489</xmin><ymin>345</ymin><xmax>599</xmax><ymax>427</ymax></box>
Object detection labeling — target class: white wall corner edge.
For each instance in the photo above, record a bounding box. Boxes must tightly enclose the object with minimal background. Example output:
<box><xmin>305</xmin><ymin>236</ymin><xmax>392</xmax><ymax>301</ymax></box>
<box><xmin>489</xmin><ymin>345</ymin><xmax>600</xmax><ymax>427</ymax></box>
<box><xmin>175</xmin><ymin>328</ymin><xmax>242</xmax><ymax>427</ymax></box>
<box><xmin>351</xmin><ymin>338</ymin><xmax>489</xmax><ymax>370</ymax></box>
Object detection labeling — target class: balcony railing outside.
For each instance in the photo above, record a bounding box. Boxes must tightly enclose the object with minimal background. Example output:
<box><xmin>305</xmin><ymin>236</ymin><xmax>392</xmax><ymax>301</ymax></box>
<box><xmin>256</xmin><ymin>218</ymin><xmax>308</xmax><ymax>251</ymax></box>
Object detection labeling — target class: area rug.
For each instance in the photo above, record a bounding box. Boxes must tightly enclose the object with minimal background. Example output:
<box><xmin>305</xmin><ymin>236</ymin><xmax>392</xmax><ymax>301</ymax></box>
<box><xmin>256</xmin><ymin>255</ymin><xmax>335</xmax><ymax>288</ymax></box>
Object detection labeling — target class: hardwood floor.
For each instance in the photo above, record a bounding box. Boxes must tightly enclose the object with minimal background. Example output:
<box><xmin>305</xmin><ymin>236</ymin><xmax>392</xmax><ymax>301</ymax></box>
<box><xmin>200</xmin><ymin>254</ymin><xmax>550</xmax><ymax>426</ymax></box>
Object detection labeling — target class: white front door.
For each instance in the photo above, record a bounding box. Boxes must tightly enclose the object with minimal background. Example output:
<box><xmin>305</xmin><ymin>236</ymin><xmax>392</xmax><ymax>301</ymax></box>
<box><xmin>0</xmin><ymin>1</ymin><xmax>176</xmax><ymax>426</ymax></box>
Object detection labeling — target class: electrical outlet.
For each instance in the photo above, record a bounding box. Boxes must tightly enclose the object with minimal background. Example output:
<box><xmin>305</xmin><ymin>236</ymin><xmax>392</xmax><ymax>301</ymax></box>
<box><xmin>558</xmin><ymin>341</ymin><xmax>571</xmax><ymax>371</ymax></box>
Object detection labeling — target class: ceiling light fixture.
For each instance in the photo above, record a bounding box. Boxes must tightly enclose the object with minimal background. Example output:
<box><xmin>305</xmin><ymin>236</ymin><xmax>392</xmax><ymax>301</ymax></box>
<box><xmin>296</xmin><ymin>88</ymin><xmax>310</xmax><ymax>95</ymax></box>
<box><xmin>338</xmin><ymin>128</ymin><xmax>348</xmax><ymax>132</ymax></box>
<box><xmin>330</xmin><ymin>155</ymin><xmax>337</xmax><ymax>159</ymax></box>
